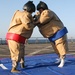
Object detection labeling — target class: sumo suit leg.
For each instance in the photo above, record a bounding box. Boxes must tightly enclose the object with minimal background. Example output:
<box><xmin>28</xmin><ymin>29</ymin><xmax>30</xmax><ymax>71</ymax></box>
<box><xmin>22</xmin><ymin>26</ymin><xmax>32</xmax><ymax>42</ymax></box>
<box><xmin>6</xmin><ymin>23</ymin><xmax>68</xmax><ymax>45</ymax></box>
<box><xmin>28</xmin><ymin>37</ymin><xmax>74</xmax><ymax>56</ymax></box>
<box><xmin>50</xmin><ymin>42</ymin><xmax>61</xmax><ymax>63</ymax></box>
<box><xmin>8</xmin><ymin>40</ymin><xmax>25</xmax><ymax>72</ymax></box>
<box><xmin>19</xmin><ymin>43</ymin><xmax>25</xmax><ymax>68</ymax></box>
<box><xmin>54</xmin><ymin>35</ymin><xmax>68</xmax><ymax>67</ymax></box>
<box><xmin>50</xmin><ymin>42</ymin><xmax>60</xmax><ymax>56</ymax></box>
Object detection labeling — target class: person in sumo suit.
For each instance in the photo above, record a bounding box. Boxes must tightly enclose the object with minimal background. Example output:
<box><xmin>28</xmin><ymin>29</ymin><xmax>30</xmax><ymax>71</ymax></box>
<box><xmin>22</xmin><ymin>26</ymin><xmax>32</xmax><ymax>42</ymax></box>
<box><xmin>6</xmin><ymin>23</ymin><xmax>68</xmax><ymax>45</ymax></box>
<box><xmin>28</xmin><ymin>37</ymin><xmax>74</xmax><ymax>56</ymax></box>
<box><xmin>33</xmin><ymin>1</ymin><xmax>68</xmax><ymax>68</ymax></box>
<box><xmin>6</xmin><ymin>1</ymin><xmax>36</xmax><ymax>72</ymax></box>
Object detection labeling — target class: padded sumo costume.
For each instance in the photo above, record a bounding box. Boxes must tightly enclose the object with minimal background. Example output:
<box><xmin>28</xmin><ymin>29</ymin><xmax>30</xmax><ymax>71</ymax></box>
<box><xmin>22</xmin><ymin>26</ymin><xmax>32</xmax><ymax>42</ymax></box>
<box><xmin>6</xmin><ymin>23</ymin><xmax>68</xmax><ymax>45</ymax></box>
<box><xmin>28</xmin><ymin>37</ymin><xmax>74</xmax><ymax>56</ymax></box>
<box><xmin>6</xmin><ymin>1</ymin><xmax>36</xmax><ymax>72</ymax></box>
<box><xmin>6</xmin><ymin>10</ymin><xmax>35</xmax><ymax>68</ymax></box>
<box><xmin>35</xmin><ymin>1</ymin><xmax>68</xmax><ymax>67</ymax></box>
<box><xmin>36</xmin><ymin>9</ymin><xmax>68</xmax><ymax>59</ymax></box>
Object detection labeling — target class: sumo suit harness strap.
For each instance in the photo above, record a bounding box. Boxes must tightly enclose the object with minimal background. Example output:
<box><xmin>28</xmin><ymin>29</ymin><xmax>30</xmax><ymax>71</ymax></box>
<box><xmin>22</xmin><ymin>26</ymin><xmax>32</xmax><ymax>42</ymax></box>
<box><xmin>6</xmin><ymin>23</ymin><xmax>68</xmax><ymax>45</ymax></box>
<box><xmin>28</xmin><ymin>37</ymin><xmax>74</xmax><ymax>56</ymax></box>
<box><xmin>6</xmin><ymin>33</ymin><xmax>26</xmax><ymax>44</ymax></box>
<box><xmin>48</xmin><ymin>27</ymin><xmax>68</xmax><ymax>42</ymax></box>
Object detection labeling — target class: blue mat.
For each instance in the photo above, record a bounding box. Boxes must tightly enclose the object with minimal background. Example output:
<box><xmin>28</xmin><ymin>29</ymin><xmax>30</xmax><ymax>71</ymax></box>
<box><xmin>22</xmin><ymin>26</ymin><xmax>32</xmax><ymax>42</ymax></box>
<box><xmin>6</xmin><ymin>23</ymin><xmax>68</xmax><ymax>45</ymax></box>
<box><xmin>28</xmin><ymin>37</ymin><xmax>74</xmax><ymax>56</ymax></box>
<box><xmin>0</xmin><ymin>53</ymin><xmax>75</xmax><ymax>75</ymax></box>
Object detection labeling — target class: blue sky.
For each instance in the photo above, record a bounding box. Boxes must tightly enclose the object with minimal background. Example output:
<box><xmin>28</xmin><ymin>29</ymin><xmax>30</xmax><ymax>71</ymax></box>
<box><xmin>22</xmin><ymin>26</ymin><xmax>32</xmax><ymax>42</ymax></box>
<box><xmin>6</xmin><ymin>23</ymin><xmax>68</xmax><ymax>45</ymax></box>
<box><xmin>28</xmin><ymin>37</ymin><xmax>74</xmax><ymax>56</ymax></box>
<box><xmin>0</xmin><ymin>0</ymin><xmax>75</xmax><ymax>39</ymax></box>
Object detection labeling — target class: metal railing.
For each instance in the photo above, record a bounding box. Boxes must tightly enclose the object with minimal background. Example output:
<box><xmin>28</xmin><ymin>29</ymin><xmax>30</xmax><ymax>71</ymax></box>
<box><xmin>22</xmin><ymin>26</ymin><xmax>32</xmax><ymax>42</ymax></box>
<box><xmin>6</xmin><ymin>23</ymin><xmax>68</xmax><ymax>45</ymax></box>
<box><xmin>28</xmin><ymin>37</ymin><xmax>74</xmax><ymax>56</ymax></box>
<box><xmin>0</xmin><ymin>37</ymin><xmax>75</xmax><ymax>45</ymax></box>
